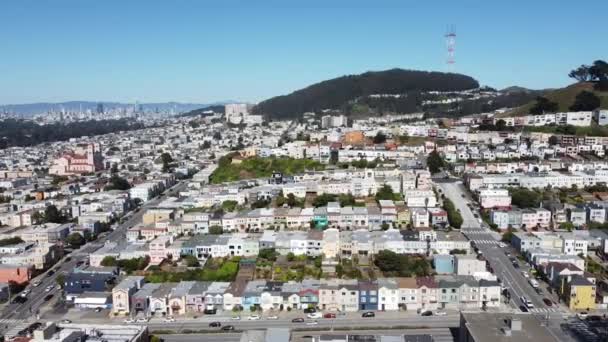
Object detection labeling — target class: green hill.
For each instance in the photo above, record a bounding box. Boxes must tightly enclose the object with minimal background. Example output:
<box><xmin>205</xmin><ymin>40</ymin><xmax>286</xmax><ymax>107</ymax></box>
<box><xmin>252</xmin><ymin>68</ymin><xmax>479</xmax><ymax>119</ymax></box>
<box><xmin>498</xmin><ymin>82</ymin><xmax>608</xmax><ymax>117</ymax></box>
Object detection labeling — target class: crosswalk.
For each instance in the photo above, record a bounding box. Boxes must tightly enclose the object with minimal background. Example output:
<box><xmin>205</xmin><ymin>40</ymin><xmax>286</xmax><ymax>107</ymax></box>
<box><xmin>472</xmin><ymin>239</ymin><xmax>500</xmax><ymax>245</ymax></box>
<box><xmin>529</xmin><ymin>307</ymin><xmax>560</xmax><ymax>314</ymax></box>
<box><xmin>0</xmin><ymin>318</ymin><xmax>26</xmax><ymax>326</ymax></box>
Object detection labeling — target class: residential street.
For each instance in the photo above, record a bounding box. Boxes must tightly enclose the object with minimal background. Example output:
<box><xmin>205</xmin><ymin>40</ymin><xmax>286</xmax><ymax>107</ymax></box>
<box><xmin>0</xmin><ymin>182</ymin><xmax>187</xmax><ymax>336</ymax></box>
<box><xmin>437</xmin><ymin>181</ymin><xmax>576</xmax><ymax>342</ymax></box>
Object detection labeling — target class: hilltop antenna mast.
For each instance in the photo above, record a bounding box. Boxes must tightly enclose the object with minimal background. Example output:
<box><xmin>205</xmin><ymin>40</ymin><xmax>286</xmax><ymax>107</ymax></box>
<box><xmin>445</xmin><ymin>25</ymin><xmax>456</xmax><ymax>72</ymax></box>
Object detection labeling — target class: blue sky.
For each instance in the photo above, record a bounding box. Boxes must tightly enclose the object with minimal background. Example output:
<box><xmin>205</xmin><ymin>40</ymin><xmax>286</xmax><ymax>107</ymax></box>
<box><xmin>1</xmin><ymin>0</ymin><xmax>607</xmax><ymax>104</ymax></box>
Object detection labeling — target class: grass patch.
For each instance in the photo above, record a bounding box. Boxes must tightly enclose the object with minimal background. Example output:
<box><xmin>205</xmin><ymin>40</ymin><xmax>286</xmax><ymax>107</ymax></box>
<box><xmin>210</xmin><ymin>155</ymin><xmax>324</xmax><ymax>184</ymax></box>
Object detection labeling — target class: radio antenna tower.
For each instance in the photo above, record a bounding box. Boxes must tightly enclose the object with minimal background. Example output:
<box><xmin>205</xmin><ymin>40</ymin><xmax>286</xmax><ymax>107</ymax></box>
<box><xmin>445</xmin><ymin>25</ymin><xmax>456</xmax><ymax>71</ymax></box>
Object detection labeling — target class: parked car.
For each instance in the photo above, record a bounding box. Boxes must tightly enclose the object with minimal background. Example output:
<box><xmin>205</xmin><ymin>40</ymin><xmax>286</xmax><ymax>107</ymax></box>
<box><xmin>61</xmin><ymin>319</ymin><xmax>72</xmax><ymax>324</ymax></box>
<box><xmin>43</xmin><ymin>294</ymin><xmax>54</xmax><ymax>301</ymax></box>
<box><xmin>362</xmin><ymin>311</ymin><xmax>375</xmax><ymax>318</ymax></box>
<box><xmin>247</xmin><ymin>315</ymin><xmax>261</xmax><ymax>320</ymax></box>
<box><xmin>204</xmin><ymin>308</ymin><xmax>217</xmax><ymax>315</ymax></box>
<box><xmin>323</xmin><ymin>313</ymin><xmax>336</xmax><ymax>319</ymax></box>
<box><xmin>292</xmin><ymin>318</ymin><xmax>305</xmax><ymax>323</ymax></box>
<box><xmin>577</xmin><ymin>312</ymin><xmax>588</xmax><ymax>319</ymax></box>
<box><xmin>221</xmin><ymin>325</ymin><xmax>235</xmax><ymax>331</ymax></box>
<box><xmin>95</xmin><ymin>307</ymin><xmax>102</xmax><ymax>312</ymax></box>
<box><xmin>420</xmin><ymin>311</ymin><xmax>433</xmax><ymax>316</ymax></box>
<box><xmin>231</xmin><ymin>316</ymin><xmax>241</xmax><ymax>321</ymax></box>
<box><xmin>164</xmin><ymin>317</ymin><xmax>175</xmax><ymax>322</ymax></box>
<box><xmin>521</xmin><ymin>271</ymin><xmax>529</xmax><ymax>278</ymax></box>
<box><xmin>307</xmin><ymin>312</ymin><xmax>322</xmax><ymax>319</ymax></box>
<box><xmin>586</xmin><ymin>315</ymin><xmax>602</xmax><ymax>322</ymax></box>
<box><xmin>124</xmin><ymin>318</ymin><xmax>135</xmax><ymax>324</ymax></box>
<box><xmin>209</xmin><ymin>322</ymin><xmax>221</xmax><ymax>328</ymax></box>
<box><xmin>542</xmin><ymin>298</ymin><xmax>553</xmax><ymax>306</ymax></box>
<box><xmin>266</xmin><ymin>315</ymin><xmax>278</xmax><ymax>320</ymax></box>
<box><xmin>136</xmin><ymin>317</ymin><xmax>149</xmax><ymax>323</ymax></box>
<box><xmin>435</xmin><ymin>311</ymin><xmax>447</xmax><ymax>316</ymax></box>
<box><xmin>303</xmin><ymin>307</ymin><xmax>316</xmax><ymax>314</ymax></box>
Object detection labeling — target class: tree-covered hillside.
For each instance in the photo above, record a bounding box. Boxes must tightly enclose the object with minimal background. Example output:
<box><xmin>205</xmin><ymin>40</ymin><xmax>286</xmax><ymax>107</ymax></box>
<box><xmin>252</xmin><ymin>68</ymin><xmax>479</xmax><ymax>119</ymax></box>
<box><xmin>0</xmin><ymin>118</ymin><xmax>145</xmax><ymax>149</ymax></box>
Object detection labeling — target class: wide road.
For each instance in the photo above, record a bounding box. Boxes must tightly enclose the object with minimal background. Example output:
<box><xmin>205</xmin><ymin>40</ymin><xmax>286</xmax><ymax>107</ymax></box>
<box><xmin>0</xmin><ymin>181</ymin><xmax>187</xmax><ymax>333</ymax></box>
<box><xmin>437</xmin><ymin>181</ymin><xmax>574</xmax><ymax>342</ymax></box>
<box><xmin>159</xmin><ymin>327</ymin><xmax>455</xmax><ymax>342</ymax></box>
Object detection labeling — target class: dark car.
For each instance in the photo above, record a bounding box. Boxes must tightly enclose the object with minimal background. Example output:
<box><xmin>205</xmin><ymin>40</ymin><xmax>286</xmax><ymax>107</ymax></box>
<box><xmin>420</xmin><ymin>311</ymin><xmax>433</xmax><ymax>316</ymax></box>
<box><xmin>586</xmin><ymin>315</ymin><xmax>602</xmax><ymax>322</ymax></box>
<box><xmin>221</xmin><ymin>325</ymin><xmax>235</xmax><ymax>331</ymax></box>
<box><xmin>303</xmin><ymin>307</ymin><xmax>316</xmax><ymax>314</ymax></box>
<box><xmin>12</xmin><ymin>296</ymin><xmax>27</xmax><ymax>304</ymax></box>
<box><xmin>362</xmin><ymin>311</ymin><xmax>375</xmax><ymax>318</ymax></box>
<box><xmin>203</xmin><ymin>308</ymin><xmax>217</xmax><ymax>315</ymax></box>
<box><xmin>542</xmin><ymin>298</ymin><xmax>553</xmax><ymax>306</ymax></box>
<box><xmin>292</xmin><ymin>318</ymin><xmax>305</xmax><ymax>323</ymax></box>
<box><xmin>43</xmin><ymin>294</ymin><xmax>54</xmax><ymax>301</ymax></box>
<box><xmin>512</xmin><ymin>262</ymin><xmax>519</xmax><ymax>268</ymax></box>
<box><xmin>323</xmin><ymin>313</ymin><xmax>336</xmax><ymax>319</ymax></box>
<box><xmin>519</xmin><ymin>305</ymin><xmax>528</xmax><ymax>313</ymax></box>
<box><xmin>535</xmin><ymin>288</ymin><xmax>543</xmax><ymax>295</ymax></box>
<box><xmin>209</xmin><ymin>322</ymin><xmax>221</xmax><ymax>328</ymax></box>
<box><xmin>46</xmin><ymin>270</ymin><xmax>55</xmax><ymax>277</ymax></box>
<box><xmin>65</xmin><ymin>257</ymin><xmax>72</xmax><ymax>262</ymax></box>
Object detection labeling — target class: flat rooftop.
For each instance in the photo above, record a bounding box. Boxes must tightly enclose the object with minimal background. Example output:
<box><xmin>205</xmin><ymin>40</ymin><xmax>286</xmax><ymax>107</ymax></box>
<box><xmin>461</xmin><ymin>312</ymin><xmax>559</xmax><ymax>342</ymax></box>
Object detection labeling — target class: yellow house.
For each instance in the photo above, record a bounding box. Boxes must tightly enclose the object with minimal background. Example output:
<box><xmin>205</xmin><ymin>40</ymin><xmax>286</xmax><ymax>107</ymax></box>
<box><xmin>564</xmin><ymin>275</ymin><xmax>596</xmax><ymax>311</ymax></box>
<box><xmin>142</xmin><ymin>208</ymin><xmax>175</xmax><ymax>225</ymax></box>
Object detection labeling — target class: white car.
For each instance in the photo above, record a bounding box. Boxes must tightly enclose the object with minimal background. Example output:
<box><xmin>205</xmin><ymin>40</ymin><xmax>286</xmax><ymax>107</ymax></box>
<box><xmin>247</xmin><ymin>315</ymin><xmax>261</xmax><ymax>320</ymax></box>
<box><xmin>32</xmin><ymin>281</ymin><xmax>42</xmax><ymax>287</ymax></box>
<box><xmin>20</xmin><ymin>290</ymin><xmax>30</xmax><ymax>297</ymax></box>
<box><xmin>521</xmin><ymin>271</ymin><xmax>529</xmax><ymax>278</ymax></box>
<box><xmin>307</xmin><ymin>312</ymin><xmax>322</xmax><ymax>319</ymax></box>
<box><xmin>164</xmin><ymin>317</ymin><xmax>175</xmax><ymax>322</ymax></box>
<box><xmin>577</xmin><ymin>312</ymin><xmax>588</xmax><ymax>319</ymax></box>
<box><xmin>231</xmin><ymin>316</ymin><xmax>241</xmax><ymax>321</ymax></box>
<box><xmin>435</xmin><ymin>311</ymin><xmax>447</xmax><ymax>316</ymax></box>
<box><xmin>45</xmin><ymin>285</ymin><xmax>54</xmax><ymax>292</ymax></box>
<box><xmin>124</xmin><ymin>318</ymin><xmax>135</xmax><ymax>324</ymax></box>
<box><xmin>266</xmin><ymin>315</ymin><xmax>279</xmax><ymax>320</ymax></box>
<box><xmin>306</xmin><ymin>320</ymin><xmax>319</xmax><ymax>326</ymax></box>
<box><xmin>61</xmin><ymin>319</ymin><xmax>72</xmax><ymax>324</ymax></box>
<box><xmin>136</xmin><ymin>317</ymin><xmax>149</xmax><ymax>323</ymax></box>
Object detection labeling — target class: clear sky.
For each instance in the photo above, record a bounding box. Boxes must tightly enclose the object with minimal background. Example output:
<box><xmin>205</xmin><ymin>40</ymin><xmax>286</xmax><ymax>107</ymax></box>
<box><xmin>1</xmin><ymin>0</ymin><xmax>607</xmax><ymax>105</ymax></box>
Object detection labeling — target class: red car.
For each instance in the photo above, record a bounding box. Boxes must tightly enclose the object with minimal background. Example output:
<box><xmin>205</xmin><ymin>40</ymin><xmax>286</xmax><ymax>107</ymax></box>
<box><xmin>323</xmin><ymin>313</ymin><xmax>336</xmax><ymax>319</ymax></box>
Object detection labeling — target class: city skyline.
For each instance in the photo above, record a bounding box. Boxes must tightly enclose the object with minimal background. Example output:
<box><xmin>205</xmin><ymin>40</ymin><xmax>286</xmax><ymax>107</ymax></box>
<box><xmin>1</xmin><ymin>0</ymin><xmax>607</xmax><ymax>105</ymax></box>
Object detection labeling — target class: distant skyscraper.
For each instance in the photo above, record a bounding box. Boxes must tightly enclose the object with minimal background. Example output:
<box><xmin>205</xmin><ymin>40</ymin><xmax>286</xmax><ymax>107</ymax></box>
<box><xmin>96</xmin><ymin>103</ymin><xmax>105</xmax><ymax>114</ymax></box>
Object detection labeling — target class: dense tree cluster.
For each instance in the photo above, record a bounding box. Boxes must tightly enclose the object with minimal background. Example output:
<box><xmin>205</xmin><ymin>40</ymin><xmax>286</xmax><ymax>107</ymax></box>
<box><xmin>569</xmin><ymin>91</ymin><xmax>601</xmax><ymax>111</ymax></box>
<box><xmin>443</xmin><ymin>198</ymin><xmax>463</xmax><ymax>229</ymax></box>
<box><xmin>569</xmin><ymin>60</ymin><xmax>608</xmax><ymax>90</ymax></box>
<box><xmin>0</xmin><ymin>118</ymin><xmax>145</xmax><ymax>149</ymax></box>
<box><xmin>427</xmin><ymin>150</ymin><xmax>445</xmax><ymax>174</ymax></box>
<box><xmin>509</xmin><ymin>188</ymin><xmax>541</xmax><ymax>208</ymax></box>
<box><xmin>252</xmin><ymin>69</ymin><xmax>479</xmax><ymax>119</ymax></box>
<box><xmin>100</xmin><ymin>256</ymin><xmax>150</xmax><ymax>273</ymax></box>
<box><xmin>529</xmin><ymin>96</ymin><xmax>559</xmax><ymax>115</ymax></box>
<box><xmin>374</xmin><ymin>250</ymin><xmax>431</xmax><ymax>277</ymax></box>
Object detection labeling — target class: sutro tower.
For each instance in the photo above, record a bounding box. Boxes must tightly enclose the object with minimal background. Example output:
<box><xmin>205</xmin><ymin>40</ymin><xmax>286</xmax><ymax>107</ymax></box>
<box><xmin>445</xmin><ymin>26</ymin><xmax>456</xmax><ymax>71</ymax></box>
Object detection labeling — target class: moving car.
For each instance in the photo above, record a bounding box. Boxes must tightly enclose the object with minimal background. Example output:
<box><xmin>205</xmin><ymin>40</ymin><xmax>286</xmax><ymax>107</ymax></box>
<box><xmin>307</xmin><ymin>312</ymin><xmax>322</xmax><ymax>319</ymax></box>
<box><xmin>435</xmin><ymin>311</ymin><xmax>447</xmax><ymax>316</ymax></box>
<box><xmin>45</xmin><ymin>285</ymin><xmax>54</xmax><ymax>292</ymax></box>
<box><xmin>221</xmin><ymin>325</ymin><xmax>235</xmax><ymax>331</ymax></box>
<box><xmin>95</xmin><ymin>307</ymin><xmax>102</xmax><ymax>312</ymax></box>
<box><xmin>306</xmin><ymin>320</ymin><xmax>318</xmax><ymax>326</ymax></box>
<box><xmin>323</xmin><ymin>313</ymin><xmax>336</xmax><ymax>319</ymax></box>
<box><xmin>361</xmin><ymin>311</ymin><xmax>375</xmax><ymax>318</ymax></box>
<box><xmin>577</xmin><ymin>312</ymin><xmax>588</xmax><ymax>319</ymax></box>
<box><xmin>61</xmin><ymin>319</ymin><xmax>72</xmax><ymax>324</ymax></box>
<box><xmin>420</xmin><ymin>311</ymin><xmax>433</xmax><ymax>316</ymax></box>
<box><xmin>231</xmin><ymin>316</ymin><xmax>241</xmax><ymax>321</ymax></box>
<box><xmin>292</xmin><ymin>318</ymin><xmax>305</xmax><ymax>323</ymax></box>
<box><xmin>12</xmin><ymin>296</ymin><xmax>27</xmax><ymax>304</ymax></box>
<box><xmin>203</xmin><ymin>308</ymin><xmax>217</xmax><ymax>315</ymax></box>
<box><xmin>266</xmin><ymin>315</ymin><xmax>278</xmax><ymax>320</ymax></box>
<box><xmin>521</xmin><ymin>271</ymin><xmax>529</xmax><ymax>278</ymax></box>
<box><xmin>20</xmin><ymin>290</ymin><xmax>30</xmax><ymax>297</ymax></box>
<box><xmin>136</xmin><ymin>317</ymin><xmax>149</xmax><ymax>323</ymax></box>
<box><xmin>164</xmin><ymin>317</ymin><xmax>175</xmax><ymax>322</ymax></box>
<box><xmin>209</xmin><ymin>322</ymin><xmax>221</xmax><ymax>328</ymax></box>
<box><xmin>520</xmin><ymin>296</ymin><xmax>534</xmax><ymax>309</ymax></box>
<box><xmin>519</xmin><ymin>305</ymin><xmax>528</xmax><ymax>312</ymax></box>
<box><xmin>247</xmin><ymin>315</ymin><xmax>261</xmax><ymax>320</ymax></box>
<box><xmin>43</xmin><ymin>294</ymin><xmax>54</xmax><ymax>301</ymax></box>
<box><xmin>124</xmin><ymin>318</ymin><xmax>135</xmax><ymax>324</ymax></box>
<box><xmin>542</xmin><ymin>298</ymin><xmax>553</xmax><ymax>306</ymax></box>
<box><xmin>32</xmin><ymin>281</ymin><xmax>42</xmax><ymax>287</ymax></box>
